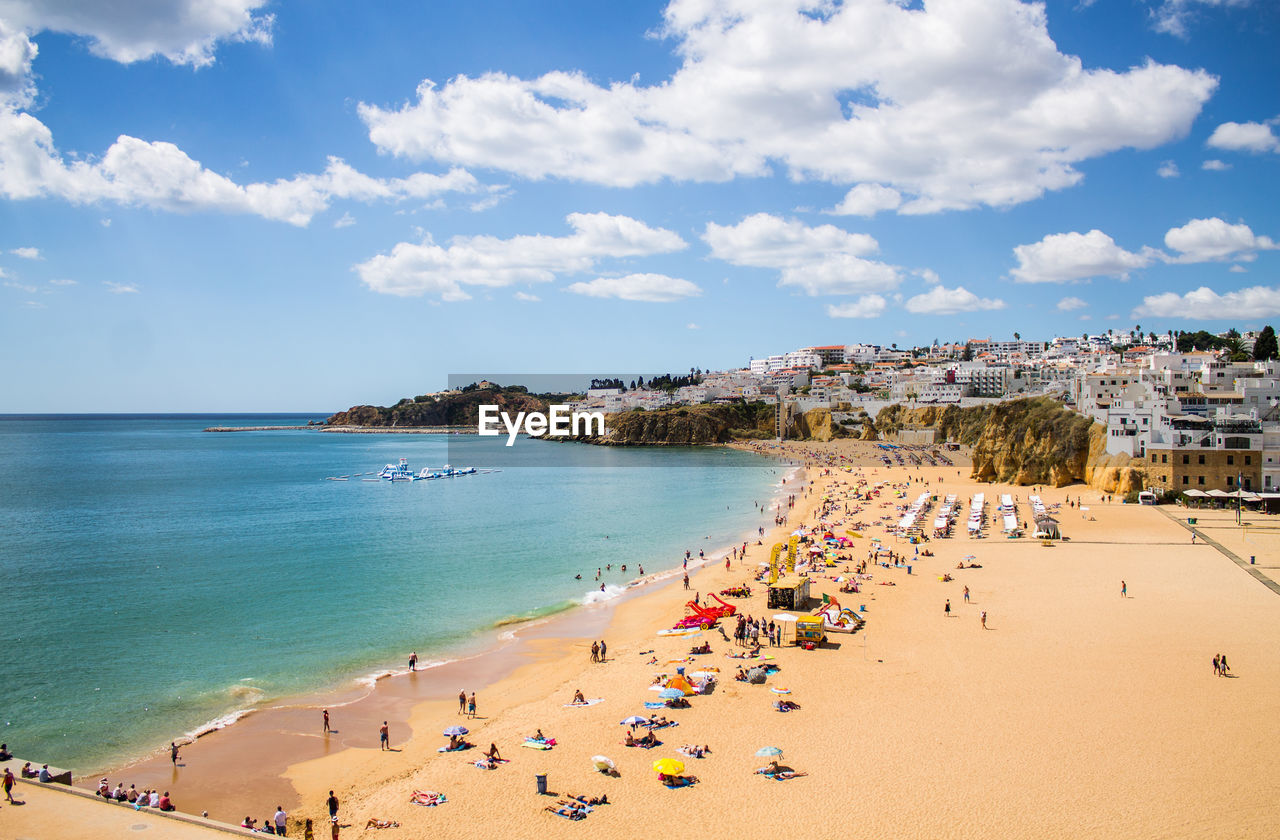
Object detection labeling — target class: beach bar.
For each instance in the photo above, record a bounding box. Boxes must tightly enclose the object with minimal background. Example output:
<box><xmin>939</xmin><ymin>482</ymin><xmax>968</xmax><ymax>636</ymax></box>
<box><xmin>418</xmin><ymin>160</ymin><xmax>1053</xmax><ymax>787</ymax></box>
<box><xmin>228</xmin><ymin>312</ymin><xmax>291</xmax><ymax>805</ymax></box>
<box><xmin>767</xmin><ymin>575</ymin><xmax>811</xmax><ymax>611</ymax></box>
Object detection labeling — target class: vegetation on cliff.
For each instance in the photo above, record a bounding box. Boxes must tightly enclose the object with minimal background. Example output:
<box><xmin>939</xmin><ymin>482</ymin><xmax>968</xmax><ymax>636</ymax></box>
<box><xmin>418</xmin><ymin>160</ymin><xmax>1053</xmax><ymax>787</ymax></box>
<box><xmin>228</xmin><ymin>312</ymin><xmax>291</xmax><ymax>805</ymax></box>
<box><xmin>559</xmin><ymin>402</ymin><xmax>775</xmax><ymax>445</ymax></box>
<box><xmin>326</xmin><ymin>384</ymin><xmax>564</xmax><ymax>428</ymax></box>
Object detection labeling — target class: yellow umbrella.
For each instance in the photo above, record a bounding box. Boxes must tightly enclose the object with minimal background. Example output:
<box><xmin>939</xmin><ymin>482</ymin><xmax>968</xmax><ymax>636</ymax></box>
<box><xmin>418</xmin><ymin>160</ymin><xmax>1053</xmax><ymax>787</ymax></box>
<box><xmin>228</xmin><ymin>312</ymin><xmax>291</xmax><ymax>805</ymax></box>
<box><xmin>652</xmin><ymin>758</ymin><xmax>685</xmax><ymax>775</ymax></box>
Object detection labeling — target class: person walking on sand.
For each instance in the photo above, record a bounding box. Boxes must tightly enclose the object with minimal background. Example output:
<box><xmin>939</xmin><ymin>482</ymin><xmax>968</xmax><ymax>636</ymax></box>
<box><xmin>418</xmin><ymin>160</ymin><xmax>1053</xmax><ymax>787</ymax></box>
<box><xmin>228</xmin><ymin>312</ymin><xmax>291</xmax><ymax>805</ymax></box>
<box><xmin>1121</xmin><ymin>580</ymin><xmax>1127</xmax><ymax>598</ymax></box>
<box><xmin>468</xmin><ymin>692</ymin><xmax>477</xmax><ymax>718</ymax></box>
<box><xmin>980</xmin><ymin>611</ymin><xmax>987</xmax><ymax>629</ymax></box>
<box><xmin>323</xmin><ymin>709</ymin><xmax>330</xmax><ymax>733</ymax></box>
<box><xmin>327</xmin><ymin>790</ymin><xmax>339</xmax><ymax>822</ymax></box>
<box><xmin>458</xmin><ymin>690</ymin><xmax>466</xmax><ymax>714</ymax></box>
<box><xmin>170</xmin><ymin>741</ymin><xmax>179</xmax><ymax>765</ymax></box>
<box><xmin>944</xmin><ymin>599</ymin><xmax>951</xmax><ymax>617</ymax></box>
<box><xmin>4</xmin><ymin>767</ymin><xmax>15</xmax><ymax>803</ymax></box>
<box><xmin>1213</xmin><ymin>654</ymin><xmax>1220</xmax><ymax>676</ymax></box>
<box><xmin>963</xmin><ymin>586</ymin><xmax>970</xmax><ymax>604</ymax></box>
<box><xmin>1219</xmin><ymin>654</ymin><xmax>1229</xmax><ymax>676</ymax></box>
<box><xmin>599</xmin><ymin>640</ymin><xmax>607</xmax><ymax>661</ymax></box>
<box><xmin>1191</xmin><ymin>531</ymin><xmax>1197</xmax><ymax>545</ymax></box>
<box><xmin>683</xmin><ymin>573</ymin><xmax>690</xmax><ymax>590</ymax></box>
<box><xmin>408</xmin><ymin>651</ymin><xmax>417</xmax><ymax>671</ymax></box>
<box><xmin>590</xmin><ymin>641</ymin><xmax>599</xmax><ymax>662</ymax></box>
<box><xmin>379</xmin><ymin>721</ymin><xmax>389</xmax><ymax>750</ymax></box>
<box><xmin>274</xmin><ymin>806</ymin><xmax>288</xmax><ymax>837</ymax></box>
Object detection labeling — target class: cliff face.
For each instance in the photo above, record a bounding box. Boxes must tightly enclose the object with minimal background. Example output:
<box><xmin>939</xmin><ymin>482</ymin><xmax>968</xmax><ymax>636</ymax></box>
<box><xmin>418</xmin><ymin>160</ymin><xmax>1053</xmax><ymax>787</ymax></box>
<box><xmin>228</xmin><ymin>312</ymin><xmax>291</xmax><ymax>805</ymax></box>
<box><xmin>876</xmin><ymin>398</ymin><xmax>1148</xmax><ymax>490</ymax></box>
<box><xmin>326</xmin><ymin>387</ymin><xmax>551</xmax><ymax>428</ymax></box>
<box><xmin>793</xmin><ymin>408</ymin><xmax>847</xmax><ymax>442</ymax></box>
<box><xmin>559</xmin><ymin>403</ymin><xmax>775</xmax><ymax>445</ymax></box>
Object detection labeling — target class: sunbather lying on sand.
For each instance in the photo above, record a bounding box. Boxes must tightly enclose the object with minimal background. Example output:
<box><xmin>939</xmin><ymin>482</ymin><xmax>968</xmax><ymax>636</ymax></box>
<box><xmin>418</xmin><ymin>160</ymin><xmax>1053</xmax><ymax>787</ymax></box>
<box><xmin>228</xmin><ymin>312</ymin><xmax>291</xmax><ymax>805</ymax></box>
<box><xmin>564</xmin><ymin>794</ymin><xmax>608</xmax><ymax>806</ymax></box>
<box><xmin>545</xmin><ymin>804</ymin><xmax>586</xmax><ymax>820</ymax></box>
<box><xmin>365</xmin><ymin>819</ymin><xmax>400</xmax><ymax>829</ymax></box>
<box><xmin>774</xmin><ymin>699</ymin><xmax>801</xmax><ymax>712</ymax></box>
<box><xmin>658</xmin><ymin>773</ymin><xmax>699</xmax><ymax>787</ymax></box>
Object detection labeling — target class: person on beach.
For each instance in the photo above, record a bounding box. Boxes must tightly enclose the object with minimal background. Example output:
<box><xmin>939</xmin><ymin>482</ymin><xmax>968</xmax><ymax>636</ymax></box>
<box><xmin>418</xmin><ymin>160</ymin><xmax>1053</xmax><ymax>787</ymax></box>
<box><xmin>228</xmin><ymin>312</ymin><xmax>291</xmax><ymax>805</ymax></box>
<box><xmin>963</xmin><ymin>586</ymin><xmax>970</xmax><ymax>603</ymax></box>
<box><xmin>468</xmin><ymin>692</ymin><xmax>477</xmax><ymax>717</ymax></box>
<box><xmin>944</xmin><ymin>599</ymin><xmax>951</xmax><ymax>617</ymax></box>
<box><xmin>572</xmin><ymin>689</ymin><xmax>586</xmax><ymax>704</ymax></box>
<box><xmin>331</xmin><ymin>816</ymin><xmax>340</xmax><ymax>840</ymax></box>
<box><xmin>459</xmin><ymin>690</ymin><xmax>468</xmax><ymax>713</ymax></box>
<box><xmin>638</xmin><ymin>564</ymin><xmax>644</xmax><ymax>575</ymax></box>
<box><xmin>1191</xmin><ymin>532</ymin><xmax>1197</xmax><ymax>544</ymax></box>
<box><xmin>409</xmin><ymin>651</ymin><xmax>417</xmax><ymax>671</ymax></box>
<box><xmin>590</xmin><ymin>641</ymin><xmax>599</xmax><ymax>662</ymax></box>
<box><xmin>379</xmin><ymin>721</ymin><xmax>389</xmax><ymax>750</ymax></box>
<box><xmin>304</xmin><ymin>819</ymin><xmax>313</xmax><ymax>840</ymax></box>
<box><xmin>159</xmin><ymin>792</ymin><xmax>174</xmax><ymax>812</ymax></box>
<box><xmin>1213</xmin><ymin>654</ymin><xmax>1220</xmax><ymax>676</ymax></box>
<box><xmin>3</xmin><ymin>768</ymin><xmax>15</xmax><ymax>803</ymax></box>
<box><xmin>484</xmin><ymin>743</ymin><xmax>502</xmax><ymax>762</ymax></box>
<box><xmin>1219</xmin><ymin>654</ymin><xmax>1229</xmax><ymax>676</ymax></box>
<box><xmin>275</xmin><ymin>806</ymin><xmax>288</xmax><ymax>835</ymax></box>
<box><xmin>0</xmin><ymin>743</ymin><xmax>10</xmax><ymax>761</ymax></box>
<box><xmin>323</xmin><ymin>710</ymin><xmax>330</xmax><ymax>733</ymax></box>
<box><xmin>981</xmin><ymin>611</ymin><xmax>987</xmax><ymax>629</ymax></box>
<box><xmin>1121</xmin><ymin>580</ymin><xmax>1127</xmax><ymax>598</ymax></box>
<box><xmin>170</xmin><ymin>741</ymin><xmax>179</xmax><ymax>765</ymax></box>
<box><xmin>327</xmin><ymin>790</ymin><xmax>339</xmax><ymax>821</ymax></box>
<box><xmin>599</xmin><ymin>640</ymin><xmax>607</xmax><ymax>661</ymax></box>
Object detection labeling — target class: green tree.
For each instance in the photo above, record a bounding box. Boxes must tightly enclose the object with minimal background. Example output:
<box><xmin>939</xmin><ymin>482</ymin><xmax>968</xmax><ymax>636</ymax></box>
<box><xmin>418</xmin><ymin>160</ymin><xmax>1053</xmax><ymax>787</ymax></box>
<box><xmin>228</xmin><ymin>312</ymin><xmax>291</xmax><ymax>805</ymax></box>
<box><xmin>1013</xmin><ymin>331</ymin><xmax>1020</xmax><ymax>341</ymax></box>
<box><xmin>1254</xmin><ymin>325</ymin><xmax>1278</xmax><ymax>361</ymax></box>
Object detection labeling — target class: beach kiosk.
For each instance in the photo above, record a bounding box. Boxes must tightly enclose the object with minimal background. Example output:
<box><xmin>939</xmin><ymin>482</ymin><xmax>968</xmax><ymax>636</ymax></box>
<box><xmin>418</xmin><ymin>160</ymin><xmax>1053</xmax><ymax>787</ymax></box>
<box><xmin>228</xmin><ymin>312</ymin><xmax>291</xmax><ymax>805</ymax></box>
<box><xmin>767</xmin><ymin>575</ymin><xmax>811</xmax><ymax>611</ymax></box>
<box><xmin>1033</xmin><ymin>516</ymin><xmax>1061</xmax><ymax>540</ymax></box>
<box><xmin>794</xmin><ymin>615</ymin><xmax>825</xmax><ymax>649</ymax></box>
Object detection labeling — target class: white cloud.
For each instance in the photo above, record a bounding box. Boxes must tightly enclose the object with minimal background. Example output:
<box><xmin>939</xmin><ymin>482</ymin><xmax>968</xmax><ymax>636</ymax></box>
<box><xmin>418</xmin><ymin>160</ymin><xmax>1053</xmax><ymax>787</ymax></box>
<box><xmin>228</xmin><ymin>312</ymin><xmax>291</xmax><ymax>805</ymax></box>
<box><xmin>1133</xmin><ymin>285</ymin><xmax>1280</xmax><ymax>319</ymax></box>
<box><xmin>514</xmin><ymin>291</ymin><xmax>540</xmax><ymax>302</ymax></box>
<box><xmin>1201</xmin><ymin>159</ymin><xmax>1230</xmax><ymax>171</ymax></box>
<box><xmin>49</xmin><ymin>277</ymin><xmax>75</xmax><ymax>285</ymax></box>
<box><xmin>1011</xmin><ymin>229</ymin><xmax>1156</xmax><ymax>283</ymax></box>
<box><xmin>905</xmin><ymin>285</ymin><xmax>1005</xmax><ymax>314</ymax></box>
<box><xmin>828</xmin><ymin>184</ymin><xmax>901</xmax><ymax>217</ymax></box>
<box><xmin>104</xmin><ymin>280</ymin><xmax>138</xmax><ymax>294</ymax></box>
<box><xmin>1206</xmin><ymin>120</ymin><xmax>1279</xmax><ymax>154</ymax></box>
<box><xmin>1164</xmin><ymin>217</ymin><xmax>1276</xmax><ymax>263</ymax></box>
<box><xmin>566</xmin><ymin>272</ymin><xmax>701</xmax><ymax>302</ymax></box>
<box><xmin>1057</xmin><ymin>296</ymin><xmax>1087</xmax><ymax>311</ymax></box>
<box><xmin>914</xmin><ymin>268</ymin><xmax>941</xmax><ymax>285</ymax></box>
<box><xmin>1229</xmin><ymin>264</ymin><xmax>1247</xmax><ymax>273</ymax></box>
<box><xmin>10</xmin><ymin>245</ymin><xmax>39</xmax><ymax>258</ymax></box>
<box><xmin>99</xmin><ymin>218</ymin><xmax>111</xmax><ymax>227</ymax></box>
<box><xmin>0</xmin><ymin>110</ymin><xmax>481</xmax><ymax>225</ymax></box>
<box><xmin>1152</xmin><ymin>0</ymin><xmax>1253</xmax><ymax>39</ymax></box>
<box><xmin>333</xmin><ymin>212</ymin><xmax>355</xmax><ymax>229</ymax></box>
<box><xmin>1157</xmin><ymin>160</ymin><xmax>1179</xmax><ymax>178</ymax></box>
<box><xmin>354</xmin><ymin>212</ymin><xmax>687</xmax><ymax>300</ymax></box>
<box><xmin>0</xmin><ymin>0</ymin><xmax>274</xmax><ymax>67</ymax></box>
<box><xmin>703</xmin><ymin>213</ymin><xmax>901</xmax><ymax>296</ymax></box>
<box><xmin>4</xmin><ymin>279</ymin><xmax>35</xmax><ymax>292</ymax></box>
<box><xmin>826</xmin><ymin>295</ymin><xmax>888</xmax><ymax>318</ymax></box>
<box><xmin>359</xmin><ymin>0</ymin><xmax>1215</xmax><ymax>212</ymax></box>
<box><xmin>686</xmin><ymin>322</ymin><xmax>699</xmax><ymax>329</ymax></box>
<box><xmin>0</xmin><ymin>19</ymin><xmax>37</xmax><ymax>107</ymax></box>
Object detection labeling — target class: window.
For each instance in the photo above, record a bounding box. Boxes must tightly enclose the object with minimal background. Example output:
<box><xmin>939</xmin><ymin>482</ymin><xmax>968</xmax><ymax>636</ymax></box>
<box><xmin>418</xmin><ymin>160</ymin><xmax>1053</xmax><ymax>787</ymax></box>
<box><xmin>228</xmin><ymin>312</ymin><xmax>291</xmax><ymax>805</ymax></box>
<box><xmin>1198</xmin><ymin>476</ymin><xmax>1205</xmax><ymax>485</ymax></box>
<box><xmin>1151</xmin><ymin>453</ymin><xmax>1157</xmax><ymax>463</ymax></box>
<box><xmin>1246</xmin><ymin>455</ymin><xmax>1252</xmax><ymax>465</ymax></box>
<box><xmin>1162</xmin><ymin>454</ymin><xmax>1168</xmax><ymax>463</ymax></box>
<box><xmin>1182</xmin><ymin>476</ymin><xmax>1189</xmax><ymax>485</ymax></box>
<box><xmin>1228</xmin><ymin>476</ymin><xmax>1235</xmax><ymax>487</ymax></box>
<box><xmin>1227</xmin><ymin>455</ymin><xmax>1234</xmax><ymax>466</ymax></box>
<box><xmin>1199</xmin><ymin>455</ymin><xmax>1206</xmax><ymax>465</ymax></box>
<box><xmin>1183</xmin><ymin>454</ymin><xmax>1190</xmax><ymax>465</ymax></box>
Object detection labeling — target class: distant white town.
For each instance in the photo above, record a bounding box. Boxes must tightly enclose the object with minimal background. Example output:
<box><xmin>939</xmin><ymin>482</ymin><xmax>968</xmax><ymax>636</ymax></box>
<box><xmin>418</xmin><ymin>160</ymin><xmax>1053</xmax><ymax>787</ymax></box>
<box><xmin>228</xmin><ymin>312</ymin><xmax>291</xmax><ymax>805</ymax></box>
<box><xmin>561</xmin><ymin>327</ymin><xmax>1279</xmax><ymax>495</ymax></box>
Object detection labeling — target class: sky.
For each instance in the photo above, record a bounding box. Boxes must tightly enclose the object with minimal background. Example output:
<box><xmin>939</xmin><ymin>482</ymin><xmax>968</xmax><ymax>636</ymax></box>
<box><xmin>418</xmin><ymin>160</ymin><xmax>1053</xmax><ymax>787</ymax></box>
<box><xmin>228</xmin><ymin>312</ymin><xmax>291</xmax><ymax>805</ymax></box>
<box><xmin>1</xmin><ymin>0</ymin><xmax>1277</xmax><ymax>412</ymax></box>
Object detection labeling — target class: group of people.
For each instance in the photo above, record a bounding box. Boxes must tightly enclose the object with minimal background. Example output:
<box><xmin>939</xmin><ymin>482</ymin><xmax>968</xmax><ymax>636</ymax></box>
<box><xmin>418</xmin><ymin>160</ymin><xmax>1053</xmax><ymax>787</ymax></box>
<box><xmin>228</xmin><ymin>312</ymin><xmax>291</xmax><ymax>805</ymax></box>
<box><xmin>1212</xmin><ymin>654</ymin><xmax>1231</xmax><ymax>676</ymax></box>
<box><xmin>733</xmin><ymin>614</ymin><xmax>780</xmax><ymax>647</ymax></box>
<box><xmin>589</xmin><ymin>640</ymin><xmax>608</xmax><ymax>662</ymax></box>
<box><xmin>239</xmin><ymin>807</ymin><xmax>289</xmax><ymax>835</ymax></box>
<box><xmin>93</xmin><ymin>779</ymin><xmax>176</xmax><ymax>812</ymax></box>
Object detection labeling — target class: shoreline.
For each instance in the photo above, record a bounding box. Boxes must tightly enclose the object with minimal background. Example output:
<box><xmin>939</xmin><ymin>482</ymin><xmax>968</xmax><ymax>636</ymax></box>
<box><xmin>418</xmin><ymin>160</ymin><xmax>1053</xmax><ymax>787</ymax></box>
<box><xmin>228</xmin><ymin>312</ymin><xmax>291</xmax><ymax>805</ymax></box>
<box><xmin>83</xmin><ymin>453</ymin><xmax>805</xmax><ymax>819</ymax></box>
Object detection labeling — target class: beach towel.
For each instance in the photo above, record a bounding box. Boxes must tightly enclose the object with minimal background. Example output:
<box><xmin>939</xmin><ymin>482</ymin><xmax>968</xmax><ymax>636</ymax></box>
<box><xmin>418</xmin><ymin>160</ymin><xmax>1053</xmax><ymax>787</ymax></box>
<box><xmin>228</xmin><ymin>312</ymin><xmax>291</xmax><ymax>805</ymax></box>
<box><xmin>437</xmin><ymin>743</ymin><xmax>472</xmax><ymax>753</ymax></box>
<box><xmin>663</xmin><ymin>776</ymin><xmax>698</xmax><ymax>788</ymax></box>
<box><xmin>643</xmin><ymin>701</ymin><xmax>666</xmax><ymax>709</ymax></box>
<box><xmin>547</xmin><ymin>808</ymin><xmax>587</xmax><ymax>821</ymax></box>
<box><xmin>522</xmin><ymin>741</ymin><xmax>552</xmax><ymax>750</ymax></box>
<box><xmin>410</xmin><ymin>790</ymin><xmax>447</xmax><ymax>807</ymax></box>
<box><xmin>650</xmin><ymin>721</ymin><xmax>679</xmax><ymax>729</ymax></box>
<box><xmin>624</xmin><ymin>739</ymin><xmax>661</xmax><ymax>749</ymax></box>
<box><xmin>563</xmin><ymin>698</ymin><xmax>604</xmax><ymax>707</ymax></box>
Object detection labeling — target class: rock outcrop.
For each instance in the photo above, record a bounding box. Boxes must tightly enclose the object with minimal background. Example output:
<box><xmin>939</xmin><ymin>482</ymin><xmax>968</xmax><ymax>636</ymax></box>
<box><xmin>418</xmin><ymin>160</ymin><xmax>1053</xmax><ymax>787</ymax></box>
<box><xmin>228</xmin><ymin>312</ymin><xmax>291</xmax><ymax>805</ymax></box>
<box><xmin>875</xmin><ymin>398</ymin><xmax>1148</xmax><ymax>490</ymax></box>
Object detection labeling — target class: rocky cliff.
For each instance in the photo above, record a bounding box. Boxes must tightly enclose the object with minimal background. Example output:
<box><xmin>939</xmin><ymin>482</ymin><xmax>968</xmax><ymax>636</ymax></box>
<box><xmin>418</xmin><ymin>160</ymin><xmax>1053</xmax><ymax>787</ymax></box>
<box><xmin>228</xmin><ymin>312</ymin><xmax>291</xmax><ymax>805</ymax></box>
<box><xmin>326</xmin><ymin>386</ymin><xmax>553</xmax><ymax>428</ymax></box>
<box><xmin>875</xmin><ymin>398</ymin><xmax>1147</xmax><ymax>491</ymax></box>
<box><xmin>558</xmin><ymin>402</ymin><xmax>776</xmax><ymax>445</ymax></box>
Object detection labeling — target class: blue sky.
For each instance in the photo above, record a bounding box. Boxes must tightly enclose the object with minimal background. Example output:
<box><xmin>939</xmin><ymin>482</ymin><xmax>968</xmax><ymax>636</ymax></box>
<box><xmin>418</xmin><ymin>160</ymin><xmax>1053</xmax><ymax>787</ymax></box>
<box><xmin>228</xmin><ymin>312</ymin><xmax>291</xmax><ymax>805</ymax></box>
<box><xmin>1</xmin><ymin>0</ymin><xmax>1277</xmax><ymax>411</ymax></box>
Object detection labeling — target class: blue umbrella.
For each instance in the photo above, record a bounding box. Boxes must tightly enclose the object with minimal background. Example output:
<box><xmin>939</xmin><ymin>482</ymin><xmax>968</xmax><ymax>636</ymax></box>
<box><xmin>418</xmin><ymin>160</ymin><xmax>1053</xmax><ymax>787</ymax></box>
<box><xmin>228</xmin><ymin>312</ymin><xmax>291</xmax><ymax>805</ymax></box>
<box><xmin>755</xmin><ymin>746</ymin><xmax>784</xmax><ymax>757</ymax></box>
<box><xmin>620</xmin><ymin>715</ymin><xmax>648</xmax><ymax>726</ymax></box>
<box><xmin>442</xmin><ymin>725</ymin><xmax>469</xmax><ymax>737</ymax></box>
<box><xmin>658</xmin><ymin>688</ymin><xmax>684</xmax><ymax>699</ymax></box>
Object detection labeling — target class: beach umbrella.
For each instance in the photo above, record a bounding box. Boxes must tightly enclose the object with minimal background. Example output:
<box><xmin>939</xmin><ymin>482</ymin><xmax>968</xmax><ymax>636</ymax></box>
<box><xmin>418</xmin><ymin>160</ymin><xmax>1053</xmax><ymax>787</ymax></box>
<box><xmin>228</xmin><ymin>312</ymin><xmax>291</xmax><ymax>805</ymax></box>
<box><xmin>658</xmin><ymin>688</ymin><xmax>684</xmax><ymax>699</ymax></box>
<box><xmin>772</xmin><ymin>613</ymin><xmax>797</xmax><ymax>622</ymax></box>
<box><xmin>652</xmin><ymin>758</ymin><xmax>685</xmax><ymax>775</ymax></box>
<box><xmin>621</xmin><ymin>715</ymin><xmax>648</xmax><ymax>726</ymax></box>
<box><xmin>755</xmin><ymin>746</ymin><xmax>784</xmax><ymax>757</ymax></box>
<box><xmin>770</xmin><ymin>687</ymin><xmax>791</xmax><ymax>695</ymax></box>
<box><xmin>591</xmin><ymin>755</ymin><xmax>616</xmax><ymax>772</ymax></box>
<box><xmin>688</xmin><ymin>671</ymin><xmax>715</xmax><ymax>679</ymax></box>
<box><xmin>442</xmin><ymin>725</ymin><xmax>469</xmax><ymax>737</ymax></box>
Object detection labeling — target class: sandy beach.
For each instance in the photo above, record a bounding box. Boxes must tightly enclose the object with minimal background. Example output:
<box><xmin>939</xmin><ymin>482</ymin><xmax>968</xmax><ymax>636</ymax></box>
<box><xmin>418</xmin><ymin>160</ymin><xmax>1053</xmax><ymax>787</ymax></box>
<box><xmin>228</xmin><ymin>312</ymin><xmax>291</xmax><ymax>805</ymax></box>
<box><xmin>8</xmin><ymin>440</ymin><xmax>1280</xmax><ymax>839</ymax></box>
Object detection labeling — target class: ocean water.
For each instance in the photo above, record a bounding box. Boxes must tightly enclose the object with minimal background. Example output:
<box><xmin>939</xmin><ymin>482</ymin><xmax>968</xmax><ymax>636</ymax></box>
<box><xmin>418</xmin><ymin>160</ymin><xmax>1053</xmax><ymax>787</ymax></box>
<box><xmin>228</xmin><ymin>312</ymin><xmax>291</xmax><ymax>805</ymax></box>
<box><xmin>0</xmin><ymin>414</ymin><xmax>786</xmax><ymax>772</ymax></box>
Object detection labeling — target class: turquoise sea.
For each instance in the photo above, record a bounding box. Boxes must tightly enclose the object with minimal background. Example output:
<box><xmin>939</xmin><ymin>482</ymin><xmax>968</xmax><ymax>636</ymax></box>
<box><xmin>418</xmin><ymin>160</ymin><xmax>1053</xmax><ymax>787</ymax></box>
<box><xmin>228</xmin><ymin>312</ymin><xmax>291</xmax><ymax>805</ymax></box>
<box><xmin>0</xmin><ymin>415</ymin><xmax>786</xmax><ymax>773</ymax></box>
